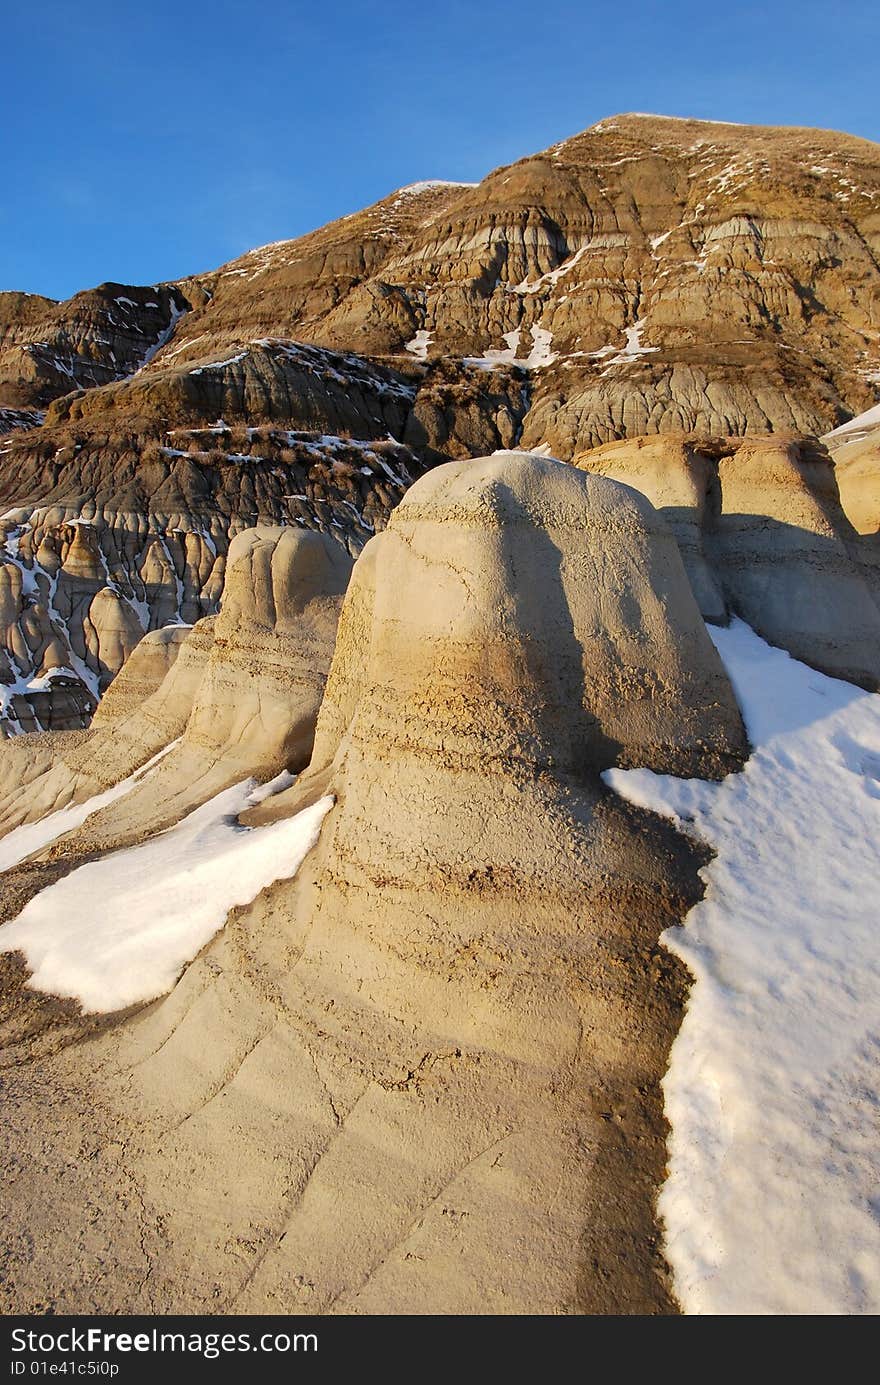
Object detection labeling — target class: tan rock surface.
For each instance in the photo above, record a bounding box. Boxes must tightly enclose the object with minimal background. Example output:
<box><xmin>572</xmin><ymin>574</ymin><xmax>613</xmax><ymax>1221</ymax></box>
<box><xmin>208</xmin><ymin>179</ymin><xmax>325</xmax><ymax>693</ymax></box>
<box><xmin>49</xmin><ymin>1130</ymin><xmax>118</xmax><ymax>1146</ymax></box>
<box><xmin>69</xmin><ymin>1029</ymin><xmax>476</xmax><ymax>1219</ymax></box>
<box><xmin>71</xmin><ymin>526</ymin><xmax>351</xmax><ymax>852</ymax></box>
<box><xmin>0</xmin><ymin>454</ymin><xmax>745</xmax><ymax>1315</ymax></box>
<box><xmin>825</xmin><ymin>410</ymin><xmax>880</xmax><ymax>607</ymax></box>
<box><xmin>89</xmin><ymin>626</ymin><xmax>190</xmax><ymax>726</ymax></box>
<box><xmin>834</xmin><ymin>445</ymin><xmax>880</xmax><ymax>537</ymax></box>
<box><xmin>0</xmin><ymin>525</ymin><xmax>350</xmax><ymax>852</ymax></box>
<box><xmin>143</xmin><ymin>115</ymin><xmax>880</xmax><ymax>451</ymax></box>
<box><xmin>712</xmin><ymin>436</ymin><xmax>880</xmax><ymax>687</ymax></box>
<box><xmin>0</xmin><ymin>620</ymin><xmax>213</xmax><ymax>842</ymax></box>
<box><xmin>573</xmin><ymin>434</ymin><xmax>728</xmax><ymax>622</ymax></box>
<box><xmin>577</xmin><ymin>432</ymin><xmax>880</xmax><ymax>688</ymax></box>
<box><xmin>0</xmin><ymin>426</ymin><xmax>415</xmax><ymax>732</ymax></box>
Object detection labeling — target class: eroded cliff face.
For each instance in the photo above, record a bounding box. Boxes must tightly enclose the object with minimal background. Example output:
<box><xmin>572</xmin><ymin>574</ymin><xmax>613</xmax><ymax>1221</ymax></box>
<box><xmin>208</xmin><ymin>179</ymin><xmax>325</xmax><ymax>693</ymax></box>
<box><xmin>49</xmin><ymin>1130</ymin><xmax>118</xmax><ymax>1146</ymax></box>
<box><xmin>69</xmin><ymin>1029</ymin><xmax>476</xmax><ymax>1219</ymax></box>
<box><xmin>0</xmin><ymin>412</ymin><xmax>419</xmax><ymax>734</ymax></box>
<box><xmin>0</xmin><ymin>283</ymin><xmax>197</xmax><ymax>409</ymax></box>
<box><xmin>7</xmin><ymin>114</ymin><xmax>879</xmax><ymax>450</ymax></box>
<box><xmin>0</xmin><ymin>523</ymin><xmax>351</xmax><ymax>851</ymax></box>
<box><xmin>1</xmin><ymin>113</ymin><xmax>878</xmax><ymax>732</ymax></box>
<box><xmin>140</xmin><ymin>114</ymin><xmax>880</xmax><ymax>446</ymax></box>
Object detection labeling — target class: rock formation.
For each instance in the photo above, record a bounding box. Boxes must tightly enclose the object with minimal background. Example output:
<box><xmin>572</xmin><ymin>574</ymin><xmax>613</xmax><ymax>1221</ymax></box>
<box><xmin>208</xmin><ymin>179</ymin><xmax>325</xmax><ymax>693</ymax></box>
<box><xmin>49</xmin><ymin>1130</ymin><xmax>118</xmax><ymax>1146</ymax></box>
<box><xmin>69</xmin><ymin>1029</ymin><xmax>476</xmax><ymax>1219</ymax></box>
<box><xmin>0</xmin><ymin>101</ymin><xmax>878</xmax><ymax>1320</ymax></box>
<box><xmin>825</xmin><ymin>406</ymin><xmax>880</xmax><ymax>608</ymax></box>
<box><xmin>0</xmin><ymin>525</ymin><xmax>351</xmax><ymax>855</ymax></box>
<box><xmin>0</xmin><ymin>453</ymin><xmax>747</xmax><ymax>1314</ymax></box>
<box><xmin>0</xmin><ymin>284</ymin><xmax>194</xmax><ymax>409</ymax></box>
<box><xmin>577</xmin><ymin>432</ymin><xmax>880</xmax><ymax>689</ymax></box>
<box><xmin>827</xmin><ymin>407</ymin><xmax>880</xmax><ymax>536</ymax></box>
<box><xmin>0</xmin><ymin>422</ymin><xmax>414</xmax><ymax>734</ymax></box>
<box><xmin>1</xmin><ymin>114</ymin><xmax>878</xmax><ymax>733</ymax></box>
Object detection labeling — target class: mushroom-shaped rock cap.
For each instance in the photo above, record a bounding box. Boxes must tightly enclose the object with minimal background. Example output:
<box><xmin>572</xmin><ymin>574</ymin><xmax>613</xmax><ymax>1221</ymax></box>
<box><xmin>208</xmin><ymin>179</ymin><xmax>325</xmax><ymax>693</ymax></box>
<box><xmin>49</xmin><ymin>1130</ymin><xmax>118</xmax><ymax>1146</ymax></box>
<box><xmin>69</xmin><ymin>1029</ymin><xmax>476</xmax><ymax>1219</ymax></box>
<box><xmin>575</xmin><ymin>433</ymin><xmax>728</xmax><ymax>623</ymax></box>
<box><xmin>314</xmin><ymin>451</ymin><xmax>746</xmax><ymax>781</ymax></box>
<box><xmin>219</xmin><ymin>525</ymin><xmax>353</xmax><ymax>633</ymax></box>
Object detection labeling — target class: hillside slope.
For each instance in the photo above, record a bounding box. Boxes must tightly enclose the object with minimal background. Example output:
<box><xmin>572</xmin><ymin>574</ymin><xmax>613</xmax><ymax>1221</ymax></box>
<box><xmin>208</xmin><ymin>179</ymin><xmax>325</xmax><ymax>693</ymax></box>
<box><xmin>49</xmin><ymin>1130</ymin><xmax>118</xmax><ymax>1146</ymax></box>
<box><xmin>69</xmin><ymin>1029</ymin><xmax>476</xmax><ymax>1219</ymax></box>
<box><xmin>1</xmin><ymin>113</ymin><xmax>878</xmax><ymax>732</ymax></box>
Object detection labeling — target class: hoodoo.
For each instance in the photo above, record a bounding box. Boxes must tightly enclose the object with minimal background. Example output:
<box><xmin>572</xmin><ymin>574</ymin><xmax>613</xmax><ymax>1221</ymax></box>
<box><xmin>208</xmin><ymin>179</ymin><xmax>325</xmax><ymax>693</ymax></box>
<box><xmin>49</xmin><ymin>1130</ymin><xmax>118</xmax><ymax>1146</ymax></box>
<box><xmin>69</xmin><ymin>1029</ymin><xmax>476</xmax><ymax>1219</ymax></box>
<box><xmin>0</xmin><ymin>525</ymin><xmax>352</xmax><ymax>857</ymax></box>
<box><xmin>0</xmin><ymin>453</ymin><xmax>746</xmax><ymax>1314</ymax></box>
<box><xmin>578</xmin><ymin>433</ymin><xmax>880</xmax><ymax>688</ymax></box>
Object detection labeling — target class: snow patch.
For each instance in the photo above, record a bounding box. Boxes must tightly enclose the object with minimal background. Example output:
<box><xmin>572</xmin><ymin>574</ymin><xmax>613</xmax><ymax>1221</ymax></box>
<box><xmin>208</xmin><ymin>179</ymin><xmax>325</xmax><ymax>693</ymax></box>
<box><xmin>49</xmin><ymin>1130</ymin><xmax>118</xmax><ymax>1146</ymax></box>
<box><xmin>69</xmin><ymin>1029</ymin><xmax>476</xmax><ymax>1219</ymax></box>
<box><xmin>523</xmin><ymin>326</ymin><xmax>556</xmax><ymax>369</ymax></box>
<box><xmin>465</xmin><ymin>325</ymin><xmax>556</xmax><ymax>371</ymax></box>
<box><xmin>481</xmin><ymin>329</ymin><xmax>522</xmax><ymax>366</ymax></box>
<box><xmin>604</xmin><ymin>620</ymin><xmax>880</xmax><ymax>1314</ymax></box>
<box><xmin>188</xmin><ymin>351</ymin><xmax>248</xmax><ymax>375</ymax></box>
<box><xmin>0</xmin><ymin>740</ymin><xmax>180</xmax><ymax>875</ymax></box>
<box><xmin>404</xmin><ymin>328</ymin><xmax>432</xmax><ymax>360</ymax></box>
<box><xmin>392</xmin><ymin>180</ymin><xmax>476</xmax><ymax>197</ymax></box>
<box><xmin>508</xmin><ymin>245</ymin><xmax>589</xmax><ymax>295</ymax></box>
<box><xmin>598</xmin><ymin>319</ymin><xmax>659</xmax><ymax>369</ymax></box>
<box><xmin>0</xmin><ymin>781</ymin><xmax>334</xmax><ymax>1012</ymax></box>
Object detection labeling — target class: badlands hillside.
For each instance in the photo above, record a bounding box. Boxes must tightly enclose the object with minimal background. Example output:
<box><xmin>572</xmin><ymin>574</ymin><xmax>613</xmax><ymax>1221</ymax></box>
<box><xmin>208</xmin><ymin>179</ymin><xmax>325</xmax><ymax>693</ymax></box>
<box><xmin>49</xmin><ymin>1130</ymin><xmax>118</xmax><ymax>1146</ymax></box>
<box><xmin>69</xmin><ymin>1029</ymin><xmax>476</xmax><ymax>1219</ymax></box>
<box><xmin>0</xmin><ymin>115</ymin><xmax>879</xmax><ymax>1316</ymax></box>
<box><xmin>1</xmin><ymin>112</ymin><xmax>879</xmax><ymax>733</ymax></box>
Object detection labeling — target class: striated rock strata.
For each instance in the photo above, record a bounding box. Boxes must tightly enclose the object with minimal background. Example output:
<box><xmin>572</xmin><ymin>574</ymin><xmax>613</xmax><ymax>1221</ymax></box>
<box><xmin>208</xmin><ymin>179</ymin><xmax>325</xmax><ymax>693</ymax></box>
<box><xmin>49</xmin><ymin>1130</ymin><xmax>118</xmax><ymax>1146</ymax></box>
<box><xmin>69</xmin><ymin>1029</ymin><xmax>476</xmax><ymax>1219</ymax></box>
<box><xmin>0</xmin><ymin>525</ymin><xmax>350</xmax><ymax>854</ymax></box>
<box><xmin>577</xmin><ymin>432</ymin><xmax>880</xmax><ymax>688</ymax></box>
<box><xmin>2</xmin><ymin>114</ymin><xmax>879</xmax><ymax>734</ymax></box>
<box><xmin>0</xmin><ymin>454</ymin><xmax>746</xmax><ymax>1314</ymax></box>
<box><xmin>0</xmin><ymin>415</ymin><xmax>414</xmax><ymax>734</ymax></box>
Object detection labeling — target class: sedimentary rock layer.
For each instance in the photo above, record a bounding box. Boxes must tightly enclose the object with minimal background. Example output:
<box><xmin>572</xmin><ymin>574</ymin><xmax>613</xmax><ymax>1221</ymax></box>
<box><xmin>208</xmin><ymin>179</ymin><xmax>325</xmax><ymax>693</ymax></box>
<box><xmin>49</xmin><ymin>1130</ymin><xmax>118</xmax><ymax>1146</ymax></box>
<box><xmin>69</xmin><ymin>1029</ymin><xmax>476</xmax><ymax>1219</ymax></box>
<box><xmin>0</xmin><ymin>418</ymin><xmax>413</xmax><ymax>734</ymax></box>
<box><xmin>577</xmin><ymin>432</ymin><xmax>880</xmax><ymax>688</ymax></box>
<box><xmin>1</xmin><ymin>115</ymin><xmax>878</xmax><ymax>733</ymax></box>
<box><xmin>0</xmin><ymin>525</ymin><xmax>350</xmax><ymax>852</ymax></box>
<box><xmin>0</xmin><ymin>453</ymin><xmax>747</xmax><ymax>1315</ymax></box>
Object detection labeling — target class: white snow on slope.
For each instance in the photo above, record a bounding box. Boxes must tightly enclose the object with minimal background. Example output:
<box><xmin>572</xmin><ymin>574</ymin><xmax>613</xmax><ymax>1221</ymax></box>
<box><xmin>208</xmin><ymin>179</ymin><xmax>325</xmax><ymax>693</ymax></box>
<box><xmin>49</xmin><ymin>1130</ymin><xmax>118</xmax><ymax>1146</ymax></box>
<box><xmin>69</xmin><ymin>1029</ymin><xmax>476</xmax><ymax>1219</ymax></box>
<box><xmin>825</xmin><ymin>401</ymin><xmax>880</xmax><ymax>438</ymax></box>
<box><xmin>463</xmin><ymin>325</ymin><xmax>556</xmax><ymax>370</ymax></box>
<box><xmin>509</xmin><ymin>244</ymin><xmax>589</xmax><ymax>295</ymax></box>
<box><xmin>603</xmin><ymin>620</ymin><xmax>880</xmax><ymax>1314</ymax></box>
<box><xmin>523</xmin><ymin>326</ymin><xmax>556</xmax><ymax>369</ymax></box>
<box><xmin>134</xmin><ymin>299</ymin><xmax>185</xmax><ymax>373</ymax></box>
<box><xmin>461</xmin><ymin>330</ymin><xmax>522</xmax><ymax>369</ymax></box>
<box><xmin>599</xmin><ymin>318</ymin><xmax>659</xmax><ymax>369</ymax></box>
<box><xmin>619</xmin><ymin>113</ymin><xmax>746</xmax><ymax>127</ymax></box>
<box><xmin>392</xmin><ymin>180</ymin><xmax>477</xmax><ymax>198</ymax></box>
<box><xmin>405</xmin><ymin>328</ymin><xmax>432</xmax><ymax>360</ymax></box>
<box><xmin>0</xmin><ymin>740</ymin><xmax>180</xmax><ymax>875</ymax></box>
<box><xmin>188</xmin><ymin>351</ymin><xmax>248</xmax><ymax>375</ymax></box>
<box><xmin>0</xmin><ymin>780</ymin><xmax>333</xmax><ymax>1013</ymax></box>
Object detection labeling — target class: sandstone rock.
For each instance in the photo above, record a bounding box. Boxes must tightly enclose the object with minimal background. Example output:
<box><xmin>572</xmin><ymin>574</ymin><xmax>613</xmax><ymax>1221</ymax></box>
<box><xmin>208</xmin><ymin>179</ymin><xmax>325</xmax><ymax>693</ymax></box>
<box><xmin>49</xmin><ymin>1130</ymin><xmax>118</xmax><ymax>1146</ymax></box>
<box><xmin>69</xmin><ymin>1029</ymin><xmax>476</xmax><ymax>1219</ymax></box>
<box><xmin>0</xmin><ymin>620</ymin><xmax>213</xmax><ymax>841</ymax></box>
<box><xmin>826</xmin><ymin>411</ymin><xmax>880</xmax><ymax>607</ymax></box>
<box><xmin>574</xmin><ymin>434</ymin><xmax>727</xmax><ymax>622</ymax></box>
<box><xmin>834</xmin><ymin>445</ymin><xmax>880</xmax><ymax>537</ymax></box>
<box><xmin>0</xmin><ymin>424</ymin><xmax>417</xmax><ymax>733</ymax></box>
<box><xmin>145</xmin><ymin>115</ymin><xmax>880</xmax><ymax>454</ymax></box>
<box><xmin>0</xmin><ymin>283</ymin><xmax>190</xmax><ymax>410</ymax></box>
<box><xmin>578</xmin><ymin>432</ymin><xmax>880</xmax><ymax>688</ymax></box>
<box><xmin>308</xmin><ymin>451</ymin><xmax>745</xmax><ymax>781</ymax></box>
<box><xmin>711</xmin><ymin>437</ymin><xmax>880</xmax><ymax>687</ymax></box>
<box><xmin>0</xmin><ymin>451</ymin><xmax>746</xmax><ymax>1314</ymax></box>
<box><xmin>90</xmin><ymin>625</ymin><xmax>190</xmax><ymax>726</ymax></box>
<box><xmin>0</xmin><ymin>525</ymin><xmax>352</xmax><ymax>860</ymax></box>
<box><xmin>2</xmin><ymin>115</ymin><xmax>878</xmax><ymax>734</ymax></box>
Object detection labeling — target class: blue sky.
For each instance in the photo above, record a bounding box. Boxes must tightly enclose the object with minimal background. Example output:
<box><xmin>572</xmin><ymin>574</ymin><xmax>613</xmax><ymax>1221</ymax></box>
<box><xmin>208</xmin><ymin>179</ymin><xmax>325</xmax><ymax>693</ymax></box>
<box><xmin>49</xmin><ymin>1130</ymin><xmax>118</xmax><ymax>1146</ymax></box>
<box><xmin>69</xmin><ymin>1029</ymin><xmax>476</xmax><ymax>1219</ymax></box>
<box><xmin>4</xmin><ymin>0</ymin><xmax>878</xmax><ymax>301</ymax></box>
